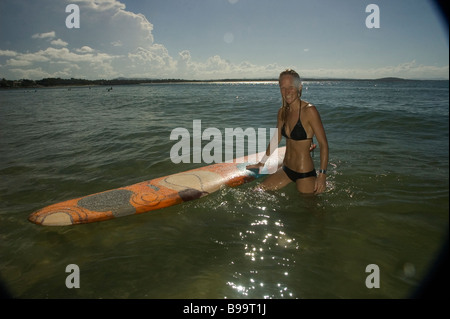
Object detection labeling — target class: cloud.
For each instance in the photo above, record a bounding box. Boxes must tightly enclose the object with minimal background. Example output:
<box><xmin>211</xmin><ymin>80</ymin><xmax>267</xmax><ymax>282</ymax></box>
<box><xmin>6</xmin><ymin>59</ymin><xmax>32</xmax><ymax>67</ymax></box>
<box><xmin>65</xmin><ymin>0</ymin><xmax>155</xmax><ymax>54</ymax></box>
<box><xmin>76</xmin><ymin>46</ymin><xmax>95</xmax><ymax>53</ymax></box>
<box><xmin>31</xmin><ymin>31</ymin><xmax>56</xmax><ymax>39</ymax></box>
<box><xmin>6</xmin><ymin>51</ymin><xmax>50</xmax><ymax>66</ymax></box>
<box><xmin>73</xmin><ymin>0</ymin><xmax>126</xmax><ymax>12</ymax></box>
<box><xmin>176</xmin><ymin>50</ymin><xmax>282</xmax><ymax>79</ymax></box>
<box><xmin>0</xmin><ymin>0</ymin><xmax>167</xmax><ymax>79</ymax></box>
<box><xmin>51</xmin><ymin>39</ymin><xmax>69</xmax><ymax>47</ymax></box>
<box><xmin>3</xmin><ymin>46</ymin><xmax>119</xmax><ymax>79</ymax></box>
<box><xmin>0</xmin><ymin>50</ymin><xmax>17</xmax><ymax>57</ymax></box>
<box><xmin>127</xmin><ymin>45</ymin><xmax>175</xmax><ymax>70</ymax></box>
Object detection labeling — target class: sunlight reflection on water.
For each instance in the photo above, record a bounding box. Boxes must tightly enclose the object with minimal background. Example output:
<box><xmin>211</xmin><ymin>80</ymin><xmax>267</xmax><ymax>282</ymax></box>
<box><xmin>207</xmin><ymin>187</ymin><xmax>303</xmax><ymax>298</ymax></box>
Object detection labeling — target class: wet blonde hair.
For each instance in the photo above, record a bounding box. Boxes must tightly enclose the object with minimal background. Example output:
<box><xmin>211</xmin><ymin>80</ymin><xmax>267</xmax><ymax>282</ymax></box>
<box><xmin>279</xmin><ymin>69</ymin><xmax>302</xmax><ymax>122</ymax></box>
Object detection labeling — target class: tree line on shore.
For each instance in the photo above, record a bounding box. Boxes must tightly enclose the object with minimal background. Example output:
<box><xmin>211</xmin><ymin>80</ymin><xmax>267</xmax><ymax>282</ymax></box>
<box><xmin>0</xmin><ymin>77</ymin><xmax>216</xmax><ymax>88</ymax></box>
<box><xmin>1</xmin><ymin>76</ymin><xmax>411</xmax><ymax>89</ymax></box>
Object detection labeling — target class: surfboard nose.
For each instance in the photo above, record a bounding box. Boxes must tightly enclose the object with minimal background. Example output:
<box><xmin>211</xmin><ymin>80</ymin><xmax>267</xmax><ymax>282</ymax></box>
<box><xmin>28</xmin><ymin>211</ymin><xmax>73</xmax><ymax>226</ymax></box>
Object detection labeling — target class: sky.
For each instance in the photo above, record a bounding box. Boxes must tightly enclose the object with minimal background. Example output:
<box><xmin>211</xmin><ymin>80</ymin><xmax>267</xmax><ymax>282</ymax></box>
<box><xmin>0</xmin><ymin>0</ymin><xmax>448</xmax><ymax>80</ymax></box>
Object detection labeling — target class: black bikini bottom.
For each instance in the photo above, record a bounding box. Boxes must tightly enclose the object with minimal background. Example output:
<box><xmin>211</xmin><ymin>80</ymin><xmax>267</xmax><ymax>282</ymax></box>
<box><xmin>282</xmin><ymin>165</ymin><xmax>317</xmax><ymax>182</ymax></box>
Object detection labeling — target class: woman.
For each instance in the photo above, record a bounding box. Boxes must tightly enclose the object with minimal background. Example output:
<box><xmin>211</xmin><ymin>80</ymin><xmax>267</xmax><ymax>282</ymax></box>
<box><xmin>246</xmin><ymin>69</ymin><xmax>329</xmax><ymax>194</ymax></box>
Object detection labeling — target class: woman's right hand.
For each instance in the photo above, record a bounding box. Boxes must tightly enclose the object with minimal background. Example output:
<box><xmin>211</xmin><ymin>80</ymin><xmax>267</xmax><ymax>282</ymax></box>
<box><xmin>246</xmin><ymin>162</ymin><xmax>264</xmax><ymax>170</ymax></box>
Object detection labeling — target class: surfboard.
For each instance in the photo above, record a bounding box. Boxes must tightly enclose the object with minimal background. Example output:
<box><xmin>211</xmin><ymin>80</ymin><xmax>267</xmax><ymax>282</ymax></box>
<box><xmin>28</xmin><ymin>147</ymin><xmax>286</xmax><ymax>226</ymax></box>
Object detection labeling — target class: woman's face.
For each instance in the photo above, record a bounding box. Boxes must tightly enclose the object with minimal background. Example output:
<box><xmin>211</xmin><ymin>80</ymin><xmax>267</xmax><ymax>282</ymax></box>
<box><xmin>279</xmin><ymin>75</ymin><xmax>302</xmax><ymax>105</ymax></box>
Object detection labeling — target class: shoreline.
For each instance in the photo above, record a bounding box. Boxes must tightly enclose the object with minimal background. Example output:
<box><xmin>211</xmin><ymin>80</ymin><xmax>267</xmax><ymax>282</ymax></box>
<box><xmin>1</xmin><ymin>77</ymin><xmax>447</xmax><ymax>90</ymax></box>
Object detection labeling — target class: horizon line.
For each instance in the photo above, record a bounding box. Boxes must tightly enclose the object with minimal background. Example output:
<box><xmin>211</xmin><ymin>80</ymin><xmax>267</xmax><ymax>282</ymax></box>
<box><xmin>2</xmin><ymin>76</ymin><xmax>449</xmax><ymax>82</ymax></box>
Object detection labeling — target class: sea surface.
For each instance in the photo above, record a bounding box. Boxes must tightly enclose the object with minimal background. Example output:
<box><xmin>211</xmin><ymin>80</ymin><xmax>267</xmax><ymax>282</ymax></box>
<box><xmin>0</xmin><ymin>80</ymin><xmax>448</xmax><ymax>299</ymax></box>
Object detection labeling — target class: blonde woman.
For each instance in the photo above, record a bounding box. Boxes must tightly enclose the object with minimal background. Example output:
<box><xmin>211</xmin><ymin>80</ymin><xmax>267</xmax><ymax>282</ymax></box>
<box><xmin>247</xmin><ymin>69</ymin><xmax>329</xmax><ymax>194</ymax></box>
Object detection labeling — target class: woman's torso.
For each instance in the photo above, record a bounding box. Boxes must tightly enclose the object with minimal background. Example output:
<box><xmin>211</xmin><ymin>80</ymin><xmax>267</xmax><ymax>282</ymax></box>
<box><xmin>282</xmin><ymin>101</ymin><xmax>315</xmax><ymax>172</ymax></box>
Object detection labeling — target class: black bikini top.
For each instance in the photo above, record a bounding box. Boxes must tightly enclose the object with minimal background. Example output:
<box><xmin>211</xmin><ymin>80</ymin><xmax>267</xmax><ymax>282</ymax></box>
<box><xmin>281</xmin><ymin>107</ymin><xmax>312</xmax><ymax>141</ymax></box>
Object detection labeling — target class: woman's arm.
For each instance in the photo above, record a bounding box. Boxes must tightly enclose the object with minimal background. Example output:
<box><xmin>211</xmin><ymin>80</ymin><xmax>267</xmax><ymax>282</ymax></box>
<box><xmin>308</xmin><ymin>106</ymin><xmax>329</xmax><ymax>193</ymax></box>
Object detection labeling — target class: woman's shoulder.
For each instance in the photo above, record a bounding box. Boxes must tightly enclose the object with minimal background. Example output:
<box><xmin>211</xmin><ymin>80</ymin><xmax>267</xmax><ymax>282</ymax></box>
<box><xmin>303</xmin><ymin>101</ymin><xmax>317</xmax><ymax>113</ymax></box>
<box><xmin>302</xmin><ymin>100</ymin><xmax>315</xmax><ymax>108</ymax></box>
<box><xmin>302</xmin><ymin>101</ymin><xmax>320</xmax><ymax>118</ymax></box>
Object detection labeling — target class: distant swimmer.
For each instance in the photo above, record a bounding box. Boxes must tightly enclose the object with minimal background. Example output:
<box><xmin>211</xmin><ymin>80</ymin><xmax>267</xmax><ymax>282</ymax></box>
<box><xmin>246</xmin><ymin>69</ymin><xmax>329</xmax><ymax>194</ymax></box>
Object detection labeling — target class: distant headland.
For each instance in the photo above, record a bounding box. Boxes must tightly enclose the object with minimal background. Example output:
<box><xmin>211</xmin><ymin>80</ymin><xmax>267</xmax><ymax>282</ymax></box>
<box><xmin>0</xmin><ymin>76</ymin><xmax>434</xmax><ymax>89</ymax></box>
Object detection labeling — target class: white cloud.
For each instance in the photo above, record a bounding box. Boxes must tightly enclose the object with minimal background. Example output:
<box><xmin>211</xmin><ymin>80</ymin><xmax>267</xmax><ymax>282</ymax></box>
<box><xmin>6</xmin><ymin>51</ymin><xmax>50</xmax><ymax>66</ymax></box>
<box><xmin>51</xmin><ymin>39</ymin><xmax>69</xmax><ymax>47</ymax></box>
<box><xmin>6</xmin><ymin>59</ymin><xmax>32</xmax><ymax>67</ymax></box>
<box><xmin>175</xmin><ymin>50</ymin><xmax>282</xmax><ymax>79</ymax></box>
<box><xmin>31</xmin><ymin>31</ymin><xmax>56</xmax><ymax>39</ymax></box>
<box><xmin>0</xmin><ymin>50</ymin><xmax>17</xmax><ymax>57</ymax></box>
<box><xmin>126</xmin><ymin>45</ymin><xmax>176</xmax><ymax>76</ymax></box>
<box><xmin>73</xmin><ymin>0</ymin><xmax>126</xmax><ymax>12</ymax></box>
<box><xmin>0</xmin><ymin>0</ymin><xmax>166</xmax><ymax>79</ymax></box>
<box><xmin>8</xmin><ymin>66</ymin><xmax>78</xmax><ymax>80</ymax></box>
<box><xmin>76</xmin><ymin>46</ymin><xmax>95</xmax><ymax>53</ymax></box>
<box><xmin>2</xmin><ymin>46</ymin><xmax>119</xmax><ymax>79</ymax></box>
<box><xmin>66</xmin><ymin>0</ymin><xmax>155</xmax><ymax>54</ymax></box>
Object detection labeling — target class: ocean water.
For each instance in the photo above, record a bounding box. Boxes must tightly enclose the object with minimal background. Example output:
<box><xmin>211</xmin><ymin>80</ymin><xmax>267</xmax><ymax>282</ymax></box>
<box><xmin>0</xmin><ymin>80</ymin><xmax>448</xmax><ymax>299</ymax></box>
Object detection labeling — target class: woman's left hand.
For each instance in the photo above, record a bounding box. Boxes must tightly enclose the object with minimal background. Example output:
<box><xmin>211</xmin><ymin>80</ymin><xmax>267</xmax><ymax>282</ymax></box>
<box><xmin>314</xmin><ymin>174</ymin><xmax>326</xmax><ymax>194</ymax></box>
